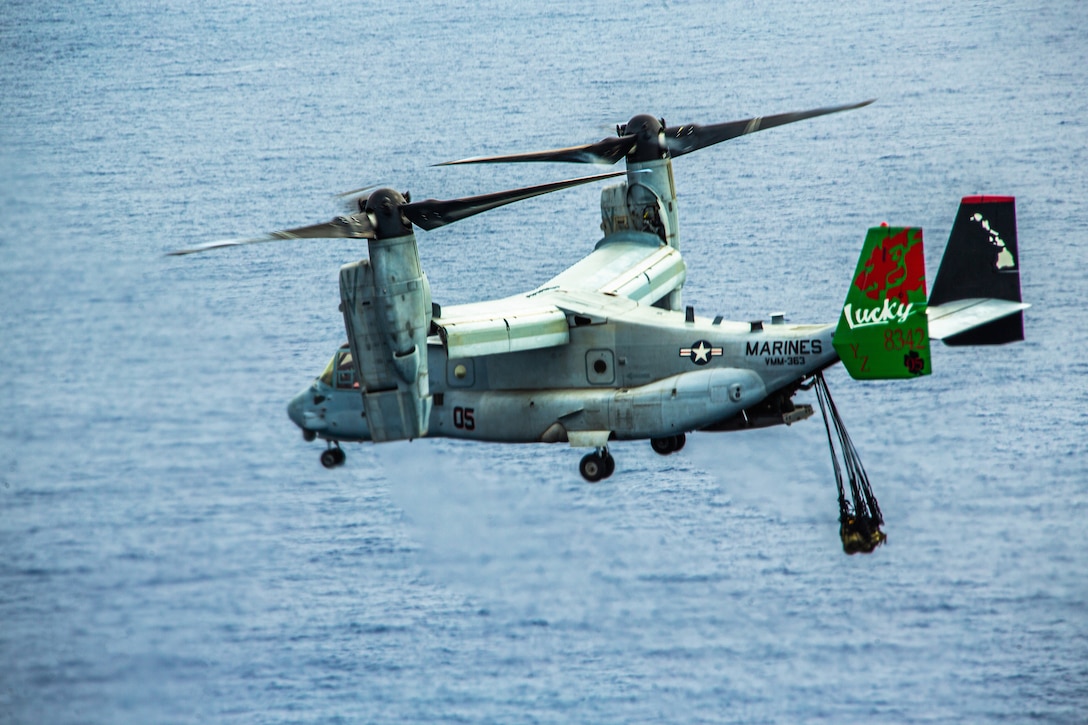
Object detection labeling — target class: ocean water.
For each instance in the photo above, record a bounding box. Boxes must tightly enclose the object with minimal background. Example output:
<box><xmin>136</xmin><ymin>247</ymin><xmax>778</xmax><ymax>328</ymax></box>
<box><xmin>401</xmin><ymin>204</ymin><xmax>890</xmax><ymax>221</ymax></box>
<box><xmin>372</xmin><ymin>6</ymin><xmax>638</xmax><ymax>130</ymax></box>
<box><xmin>1</xmin><ymin>1</ymin><xmax>1086</xmax><ymax>722</ymax></box>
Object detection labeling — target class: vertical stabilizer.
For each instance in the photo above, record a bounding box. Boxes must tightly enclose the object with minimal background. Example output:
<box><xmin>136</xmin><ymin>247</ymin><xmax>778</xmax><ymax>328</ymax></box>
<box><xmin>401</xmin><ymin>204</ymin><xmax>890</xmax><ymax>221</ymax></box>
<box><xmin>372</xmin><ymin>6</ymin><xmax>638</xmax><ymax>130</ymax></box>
<box><xmin>928</xmin><ymin>196</ymin><xmax>1023</xmax><ymax>345</ymax></box>
<box><xmin>834</xmin><ymin>226</ymin><xmax>931</xmax><ymax>379</ymax></box>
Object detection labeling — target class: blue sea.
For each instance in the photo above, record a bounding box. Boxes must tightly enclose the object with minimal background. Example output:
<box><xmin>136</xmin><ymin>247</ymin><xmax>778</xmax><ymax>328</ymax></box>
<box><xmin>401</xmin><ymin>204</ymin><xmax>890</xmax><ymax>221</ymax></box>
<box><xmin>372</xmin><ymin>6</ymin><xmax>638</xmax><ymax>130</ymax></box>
<box><xmin>2</xmin><ymin>1</ymin><xmax>1086</xmax><ymax>722</ymax></box>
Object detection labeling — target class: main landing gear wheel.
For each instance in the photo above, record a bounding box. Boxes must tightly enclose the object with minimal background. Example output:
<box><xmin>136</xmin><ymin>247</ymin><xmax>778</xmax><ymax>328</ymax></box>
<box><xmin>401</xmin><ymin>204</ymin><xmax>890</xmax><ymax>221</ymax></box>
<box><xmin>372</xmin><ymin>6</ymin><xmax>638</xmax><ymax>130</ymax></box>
<box><xmin>579</xmin><ymin>448</ymin><xmax>615</xmax><ymax>483</ymax></box>
<box><xmin>320</xmin><ymin>445</ymin><xmax>346</xmax><ymax>469</ymax></box>
<box><xmin>650</xmin><ymin>433</ymin><xmax>686</xmax><ymax>455</ymax></box>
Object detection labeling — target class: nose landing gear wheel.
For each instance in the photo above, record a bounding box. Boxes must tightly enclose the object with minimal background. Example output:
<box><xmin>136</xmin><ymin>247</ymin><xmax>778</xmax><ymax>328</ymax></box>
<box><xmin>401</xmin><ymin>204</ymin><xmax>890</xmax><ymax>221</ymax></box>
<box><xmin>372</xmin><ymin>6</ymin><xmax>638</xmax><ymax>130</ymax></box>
<box><xmin>579</xmin><ymin>448</ymin><xmax>615</xmax><ymax>482</ymax></box>
<box><xmin>320</xmin><ymin>445</ymin><xmax>346</xmax><ymax>468</ymax></box>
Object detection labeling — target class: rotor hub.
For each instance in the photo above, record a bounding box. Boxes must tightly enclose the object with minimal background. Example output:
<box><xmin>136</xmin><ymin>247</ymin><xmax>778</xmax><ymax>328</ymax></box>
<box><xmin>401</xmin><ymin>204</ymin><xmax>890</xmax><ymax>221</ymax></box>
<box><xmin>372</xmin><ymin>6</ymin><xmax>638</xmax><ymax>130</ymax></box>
<box><xmin>622</xmin><ymin>114</ymin><xmax>667</xmax><ymax>162</ymax></box>
<box><xmin>365</xmin><ymin>188</ymin><xmax>412</xmax><ymax>238</ymax></box>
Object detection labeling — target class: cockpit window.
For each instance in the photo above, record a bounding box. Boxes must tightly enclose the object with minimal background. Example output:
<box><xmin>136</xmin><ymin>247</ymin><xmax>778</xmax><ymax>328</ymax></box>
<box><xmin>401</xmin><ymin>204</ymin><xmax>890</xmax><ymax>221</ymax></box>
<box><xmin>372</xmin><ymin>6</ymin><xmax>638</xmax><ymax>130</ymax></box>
<box><xmin>319</xmin><ymin>355</ymin><xmax>336</xmax><ymax>386</ymax></box>
<box><xmin>318</xmin><ymin>345</ymin><xmax>356</xmax><ymax>388</ymax></box>
<box><xmin>335</xmin><ymin>350</ymin><xmax>357</xmax><ymax>389</ymax></box>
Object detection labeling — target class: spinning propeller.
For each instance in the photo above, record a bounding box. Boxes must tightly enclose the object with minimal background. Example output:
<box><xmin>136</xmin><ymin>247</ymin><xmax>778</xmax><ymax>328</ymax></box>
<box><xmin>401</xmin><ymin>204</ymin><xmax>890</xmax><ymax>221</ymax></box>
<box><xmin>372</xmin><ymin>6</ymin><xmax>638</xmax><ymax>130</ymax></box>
<box><xmin>436</xmin><ymin>100</ymin><xmax>874</xmax><ymax>166</ymax></box>
<box><xmin>171</xmin><ymin>100</ymin><xmax>872</xmax><ymax>257</ymax></box>
<box><xmin>169</xmin><ymin>171</ymin><xmax>623</xmax><ymax>256</ymax></box>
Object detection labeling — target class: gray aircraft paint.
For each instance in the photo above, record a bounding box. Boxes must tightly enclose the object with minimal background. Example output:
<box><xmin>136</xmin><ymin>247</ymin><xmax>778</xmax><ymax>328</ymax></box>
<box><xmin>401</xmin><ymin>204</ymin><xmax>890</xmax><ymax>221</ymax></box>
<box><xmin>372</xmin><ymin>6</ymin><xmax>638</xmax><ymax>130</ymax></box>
<box><xmin>286</xmin><ymin>107</ymin><xmax>1024</xmax><ymax>478</ymax></box>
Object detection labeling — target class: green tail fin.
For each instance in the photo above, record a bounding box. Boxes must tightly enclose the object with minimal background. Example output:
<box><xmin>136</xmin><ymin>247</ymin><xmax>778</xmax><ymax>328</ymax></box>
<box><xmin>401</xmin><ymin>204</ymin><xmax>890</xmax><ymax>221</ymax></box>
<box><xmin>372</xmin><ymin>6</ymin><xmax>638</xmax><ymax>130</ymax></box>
<box><xmin>833</xmin><ymin>226</ymin><xmax>931</xmax><ymax>379</ymax></box>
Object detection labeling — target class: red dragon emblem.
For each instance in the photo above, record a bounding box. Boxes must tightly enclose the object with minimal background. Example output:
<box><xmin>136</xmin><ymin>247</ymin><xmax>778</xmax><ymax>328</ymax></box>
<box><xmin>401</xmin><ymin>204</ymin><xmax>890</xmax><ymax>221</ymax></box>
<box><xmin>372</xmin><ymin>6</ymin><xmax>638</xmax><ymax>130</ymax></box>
<box><xmin>853</xmin><ymin>228</ymin><xmax>926</xmax><ymax>305</ymax></box>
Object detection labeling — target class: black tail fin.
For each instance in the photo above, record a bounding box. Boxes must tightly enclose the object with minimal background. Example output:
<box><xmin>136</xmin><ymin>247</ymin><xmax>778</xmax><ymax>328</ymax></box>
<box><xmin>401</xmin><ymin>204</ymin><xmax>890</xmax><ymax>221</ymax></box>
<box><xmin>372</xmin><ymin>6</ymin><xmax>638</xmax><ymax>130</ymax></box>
<box><xmin>929</xmin><ymin>196</ymin><xmax>1024</xmax><ymax>345</ymax></box>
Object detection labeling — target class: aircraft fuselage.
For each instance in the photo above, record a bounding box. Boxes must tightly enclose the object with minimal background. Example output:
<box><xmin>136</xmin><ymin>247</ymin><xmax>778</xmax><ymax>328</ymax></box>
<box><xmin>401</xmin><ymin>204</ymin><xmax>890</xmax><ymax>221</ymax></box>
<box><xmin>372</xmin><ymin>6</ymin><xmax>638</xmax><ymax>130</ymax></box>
<box><xmin>289</xmin><ymin>309</ymin><xmax>836</xmax><ymax>446</ymax></box>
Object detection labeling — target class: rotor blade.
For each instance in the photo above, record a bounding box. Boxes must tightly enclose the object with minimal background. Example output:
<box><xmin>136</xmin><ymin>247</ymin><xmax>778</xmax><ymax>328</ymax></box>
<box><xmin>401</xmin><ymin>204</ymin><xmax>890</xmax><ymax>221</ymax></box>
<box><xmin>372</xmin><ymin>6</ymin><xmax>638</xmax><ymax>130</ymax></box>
<box><xmin>664</xmin><ymin>99</ymin><xmax>875</xmax><ymax>158</ymax></box>
<box><xmin>333</xmin><ymin>184</ymin><xmax>379</xmax><ymax>199</ymax></box>
<box><xmin>404</xmin><ymin>171</ymin><xmax>624</xmax><ymax>231</ymax></box>
<box><xmin>435</xmin><ymin>136</ymin><xmax>637</xmax><ymax>167</ymax></box>
<box><xmin>168</xmin><ymin>214</ymin><xmax>375</xmax><ymax>256</ymax></box>
<box><xmin>334</xmin><ymin>185</ymin><xmax>379</xmax><ymax>214</ymax></box>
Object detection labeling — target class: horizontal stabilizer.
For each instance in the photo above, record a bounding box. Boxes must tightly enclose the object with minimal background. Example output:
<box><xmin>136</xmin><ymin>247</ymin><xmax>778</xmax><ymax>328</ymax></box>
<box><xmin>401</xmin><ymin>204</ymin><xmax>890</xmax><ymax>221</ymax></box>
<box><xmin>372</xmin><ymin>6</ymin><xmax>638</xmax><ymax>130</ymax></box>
<box><xmin>927</xmin><ymin>297</ymin><xmax>1029</xmax><ymax>341</ymax></box>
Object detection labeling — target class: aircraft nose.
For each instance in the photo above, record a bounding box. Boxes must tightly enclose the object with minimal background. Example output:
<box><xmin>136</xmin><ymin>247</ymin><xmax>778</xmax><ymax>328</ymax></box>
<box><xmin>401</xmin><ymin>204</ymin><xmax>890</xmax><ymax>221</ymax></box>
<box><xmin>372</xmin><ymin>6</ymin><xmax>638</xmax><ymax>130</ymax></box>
<box><xmin>286</xmin><ymin>389</ymin><xmax>308</xmax><ymax>429</ymax></box>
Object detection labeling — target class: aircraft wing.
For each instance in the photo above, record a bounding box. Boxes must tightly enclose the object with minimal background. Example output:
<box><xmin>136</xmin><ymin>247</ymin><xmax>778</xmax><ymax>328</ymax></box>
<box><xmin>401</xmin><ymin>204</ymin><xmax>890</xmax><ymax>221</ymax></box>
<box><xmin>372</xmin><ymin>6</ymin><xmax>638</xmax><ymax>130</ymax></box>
<box><xmin>433</xmin><ymin>230</ymin><xmax>684</xmax><ymax>358</ymax></box>
<box><xmin>542</xmin><ymin>230</ymin><xmax>686</xmax><ymax>305</ymax></box>
<box><xmin>432</xmin><ymin>296</ymin><xmax>570</xmax><ymax>358</ymax></box>
<box><xmin>432</xmin><ymin>287</ymin><xmax>643</xmax><ymax>359</ymax></box>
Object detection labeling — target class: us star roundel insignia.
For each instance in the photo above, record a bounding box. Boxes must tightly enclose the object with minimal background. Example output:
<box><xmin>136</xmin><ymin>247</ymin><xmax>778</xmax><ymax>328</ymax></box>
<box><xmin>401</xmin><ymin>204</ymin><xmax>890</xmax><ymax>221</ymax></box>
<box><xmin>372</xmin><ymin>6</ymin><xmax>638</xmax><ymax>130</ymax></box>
<box><xmin>680</xmin><ymin>340</ymin><xmax>723</xmax><ymax>366</ymax></box>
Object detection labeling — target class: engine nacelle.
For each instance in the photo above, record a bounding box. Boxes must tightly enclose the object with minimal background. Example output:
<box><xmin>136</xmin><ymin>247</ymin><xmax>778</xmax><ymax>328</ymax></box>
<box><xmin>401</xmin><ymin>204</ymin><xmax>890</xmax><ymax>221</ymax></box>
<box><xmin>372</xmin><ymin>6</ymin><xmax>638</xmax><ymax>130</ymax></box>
<box><xmin>599</xmin><ymin>180</ymin><xmax>673</xmax><ymax>246</ymax></box>
<box><xmin>339</xmin><ymin>231</ymin><xmax>432</xmax><ymax>441</ymax></box>
<box><xmin>600</xmin><ymin>182</ymin><xmax>631</xmax><ymax>235</ymax></box>
<box><xmin>601</xmin><ymin>176</ymin><xmax>682</xmax><ymax>311</ymax></box>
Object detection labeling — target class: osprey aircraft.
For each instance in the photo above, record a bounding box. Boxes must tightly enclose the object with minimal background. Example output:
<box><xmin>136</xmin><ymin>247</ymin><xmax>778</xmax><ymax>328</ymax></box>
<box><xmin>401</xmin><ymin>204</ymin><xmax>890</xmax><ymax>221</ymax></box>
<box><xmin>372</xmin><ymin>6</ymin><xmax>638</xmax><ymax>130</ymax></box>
<box><xmin>172</xmin><ymin>100</ymin><xmax>1028</xmax><ymax>553</ymax></box>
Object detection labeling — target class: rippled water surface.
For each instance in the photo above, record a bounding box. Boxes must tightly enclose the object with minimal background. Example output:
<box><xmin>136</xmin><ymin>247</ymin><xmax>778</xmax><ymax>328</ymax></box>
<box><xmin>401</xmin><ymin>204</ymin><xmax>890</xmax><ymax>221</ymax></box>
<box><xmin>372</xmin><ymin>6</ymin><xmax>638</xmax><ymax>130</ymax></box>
<box><xmin>2</xmin><ymin>1</ymin><xmax>1086</xmax><ymax>722</ymax></box>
